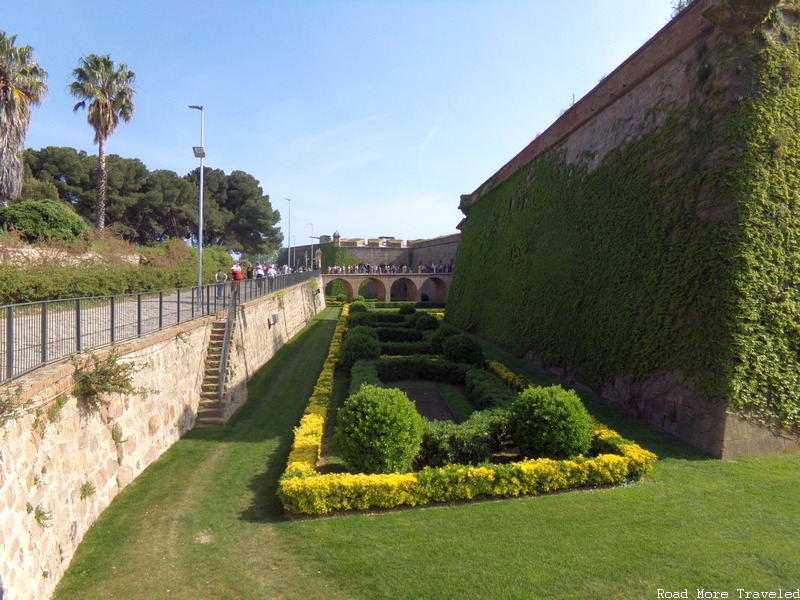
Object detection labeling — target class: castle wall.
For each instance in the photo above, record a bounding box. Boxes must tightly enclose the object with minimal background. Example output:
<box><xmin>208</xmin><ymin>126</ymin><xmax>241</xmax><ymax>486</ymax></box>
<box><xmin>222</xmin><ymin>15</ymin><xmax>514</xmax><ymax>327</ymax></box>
<box><xmin>451</xmin><ymin>0</ymin><xmax>800</xmax><ymax>458</ymax></box>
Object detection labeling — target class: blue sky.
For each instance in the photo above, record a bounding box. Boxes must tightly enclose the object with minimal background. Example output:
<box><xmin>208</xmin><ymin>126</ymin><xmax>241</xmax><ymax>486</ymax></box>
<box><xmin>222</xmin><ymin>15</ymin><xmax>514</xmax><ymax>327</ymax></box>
<box><xmin>6</xmin><ymin>1</ymin><xmax>676</xmax><ymax>246</ymax></box>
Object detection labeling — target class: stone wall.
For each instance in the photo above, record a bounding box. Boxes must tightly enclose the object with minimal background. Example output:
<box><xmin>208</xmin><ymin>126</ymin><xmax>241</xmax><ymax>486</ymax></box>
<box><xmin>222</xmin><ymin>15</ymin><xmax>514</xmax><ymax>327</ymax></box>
<box><xmin>0</xmin><ymin>280</ymin><xmax>324</xmax><ymax>600</ymax></box>
<box><xmin>455</xmin><ymin>0</ymin><xmax>799</xmax><ymax>458</ymax></box>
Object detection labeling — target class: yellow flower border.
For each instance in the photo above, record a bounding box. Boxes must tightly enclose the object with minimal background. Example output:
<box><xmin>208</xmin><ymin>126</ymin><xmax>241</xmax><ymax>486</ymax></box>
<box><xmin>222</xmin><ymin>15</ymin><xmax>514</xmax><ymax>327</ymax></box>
<box><xmin>277</xmin><ymin>305</ymin><xmax>657</xmax><ymax>515</ymax></box>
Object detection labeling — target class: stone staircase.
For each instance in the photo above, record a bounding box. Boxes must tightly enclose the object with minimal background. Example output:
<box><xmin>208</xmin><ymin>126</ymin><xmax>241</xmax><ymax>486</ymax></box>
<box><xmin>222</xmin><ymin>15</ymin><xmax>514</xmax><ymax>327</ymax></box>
<box><xmin>197</xmin><ymin>320</ymin><xmax>232</xmax><ymax>426</ymax></box>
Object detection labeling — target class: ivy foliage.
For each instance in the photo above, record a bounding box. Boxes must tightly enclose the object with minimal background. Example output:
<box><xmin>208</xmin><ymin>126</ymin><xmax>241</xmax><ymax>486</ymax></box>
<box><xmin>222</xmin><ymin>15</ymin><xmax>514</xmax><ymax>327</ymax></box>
<box><xmin>447</xmin><ymin>5</ymin><xmax>800</xmax><ymax>433</ymax></box>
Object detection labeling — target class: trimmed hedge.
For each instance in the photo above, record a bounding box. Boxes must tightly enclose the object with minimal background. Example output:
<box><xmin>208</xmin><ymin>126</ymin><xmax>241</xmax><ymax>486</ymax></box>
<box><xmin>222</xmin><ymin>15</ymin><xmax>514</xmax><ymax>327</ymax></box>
<box><xmin>464</xmin><ymin>369</ymin><xmax>518</xmax><ymax>409</ymax></box>
<box><xmin>278</xmin><ymin>313</ymin><xmax>657</xmax><ymax>514</ymax></box>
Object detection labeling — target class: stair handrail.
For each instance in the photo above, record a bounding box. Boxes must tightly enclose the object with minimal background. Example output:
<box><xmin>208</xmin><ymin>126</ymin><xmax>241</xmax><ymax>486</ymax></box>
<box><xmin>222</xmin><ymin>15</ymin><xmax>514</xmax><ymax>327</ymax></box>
<box><xmin>218</xmin><ymin>285</ymin><xmax>239</xmax><ymax>403</ymax></box>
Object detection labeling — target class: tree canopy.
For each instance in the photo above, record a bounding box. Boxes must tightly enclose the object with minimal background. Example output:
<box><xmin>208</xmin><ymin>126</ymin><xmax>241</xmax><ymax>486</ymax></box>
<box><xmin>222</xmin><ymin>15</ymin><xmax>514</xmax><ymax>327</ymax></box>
<box><xmin>22</xmin><ymin>146</ymin><xmax>283</xmax><ymax>254</ymax></box>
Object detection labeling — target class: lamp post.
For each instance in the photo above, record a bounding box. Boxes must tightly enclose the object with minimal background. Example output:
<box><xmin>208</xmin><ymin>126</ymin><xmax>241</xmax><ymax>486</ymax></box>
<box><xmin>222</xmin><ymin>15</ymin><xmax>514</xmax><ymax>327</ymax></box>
<box><xmin>284</xmin><ymin>198</ymin><xmax>291</xmax><ymax>271</ymax></box>
<box><xmin>309</xmin><ymin>223</ymin><xmax>314</xmax><ymax>271</ymax></box>
<box><xmin>189</xmin><ymin>105</ymin><xmax>205</xmax><ymax>310</ymax></box>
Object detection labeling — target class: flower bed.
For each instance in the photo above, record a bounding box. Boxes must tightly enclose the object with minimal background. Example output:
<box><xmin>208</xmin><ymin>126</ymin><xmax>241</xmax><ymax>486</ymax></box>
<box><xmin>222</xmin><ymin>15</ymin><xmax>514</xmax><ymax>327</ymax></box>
<box><xmin>277</xmin><ymin>305</ymin><xmax>657</xmax><ymax>516</ymax></box>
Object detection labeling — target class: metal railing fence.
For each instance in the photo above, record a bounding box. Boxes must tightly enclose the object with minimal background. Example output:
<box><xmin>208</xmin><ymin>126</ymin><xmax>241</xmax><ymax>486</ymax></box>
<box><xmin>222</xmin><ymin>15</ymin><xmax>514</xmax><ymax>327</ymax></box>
<box><xmin>0</xmin><ymin>271</ymin><xmax>315</xmax><ymax>384</ymax></box>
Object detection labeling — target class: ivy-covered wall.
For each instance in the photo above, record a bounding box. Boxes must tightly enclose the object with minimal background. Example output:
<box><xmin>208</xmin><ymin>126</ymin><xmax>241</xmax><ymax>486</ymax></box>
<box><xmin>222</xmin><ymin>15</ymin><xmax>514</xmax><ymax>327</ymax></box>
<box><xmin>447</xmin><ymin>0</ymin><xmax>800</xmax><ymax>454</ymax></box>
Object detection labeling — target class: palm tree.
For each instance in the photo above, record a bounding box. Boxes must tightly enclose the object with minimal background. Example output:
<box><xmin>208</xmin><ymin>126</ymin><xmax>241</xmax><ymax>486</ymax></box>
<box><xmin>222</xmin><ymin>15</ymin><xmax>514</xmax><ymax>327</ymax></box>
<box><xmin>69</xmin><ymin>54</ymin><xmax>135</xmax><ymax>232</ymax></box>
<box><xmin>0</xmin><ymin>31</ymin><xmax>48</xmax><ymax>207</ymax></box>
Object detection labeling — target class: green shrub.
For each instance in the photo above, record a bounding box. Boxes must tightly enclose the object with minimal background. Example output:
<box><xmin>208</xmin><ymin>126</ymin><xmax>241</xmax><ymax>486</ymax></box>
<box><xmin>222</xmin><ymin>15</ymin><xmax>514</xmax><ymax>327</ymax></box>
<box><xmin>347</xmin><ymin>325</ymin><xmax>379</xmax><ymax>340</ymax></box>
<box><xmin>349</xmin><ymin>359</ymin><xmax>382</xmax><ymax>395</ymax></box>
<box><xmin>465</xmin><ymin>369</ymin><xmax>518</xmax><ymax>409</ymax></box>
<box><xmin>416</xmin><ymin>419</ymin><xmax>459</xmax><ymax>467</ymax></box>
<box><xmin>414</xmin><ymin>313</ymin><xmax>439</xmax><ymax>331</ymax></box>
<box><xmin>376</xmin><ymin>357</ymin><xmax>469</xmax><ymax>385</ymax></box>
<box><xmin>0</xmin><ymin>198</ymin><xmax>90</xmax><ymax>243</ymax></box>
<box><xmin>398</xmin><ymin>302</ymin><xmax>416</xmax><ymax>315</ymax></box>
<box><xmin>430</xmin><ymin>325</ymin><xmax>460</xmax><ymax>354</ymax></box>
<box><xmin>335</xmin><ymin>293</ymin><xmax>346</xmax><ymax>303</ymax></box>
<box><xmin>353</xmin><ymin>295</ymin><xmax>365</xmax><ymax>303</ymax></box>
<box><xmin>337</xmin><ymin>331</ymin><xmax>381</xmax><ymax>371</ymax></box>
<box><xmin>442</xmin><ymin>334</ymin><xmax>484</xmax><ymax>366</ymax></box>
<box><xmin>349</xmin><ymin>300</ymin><xmax>368</xmax><ymax>314</ymax></box>
<box><xmin>416</xmin><ymin>409</ymin><xmax>511</xmax><ymax>468</ymax></box>
<box><xmin>381</xmin><ymin>341</ymin><xmax>432</xmax><ymax>356</ymax></box>
<box><xmin>377</xmin><ymin>328</ymin><xmax>424</xmax><ymax>343</ymax></box>
<box><xmin>334</xmin><ymin>384</ymin><xmax>423</xmax><ymax>474</ymax></box>
<box><xmin>509</xmin><ymin>386</ymin><xmax>593</xmax><ymax>459</ymax></box>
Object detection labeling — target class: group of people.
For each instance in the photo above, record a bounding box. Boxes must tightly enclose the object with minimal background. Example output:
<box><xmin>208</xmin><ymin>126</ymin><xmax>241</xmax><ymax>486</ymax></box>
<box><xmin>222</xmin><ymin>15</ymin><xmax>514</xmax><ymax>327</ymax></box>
<box><xmin>215</xmin><ymin>262</ymin><xmax>279</xmax><ymax>298</ymax></box>
<box><xmin>325</xmin><ymin>260</ymin><xmax>455</xmax><ymax>275</ymax></box>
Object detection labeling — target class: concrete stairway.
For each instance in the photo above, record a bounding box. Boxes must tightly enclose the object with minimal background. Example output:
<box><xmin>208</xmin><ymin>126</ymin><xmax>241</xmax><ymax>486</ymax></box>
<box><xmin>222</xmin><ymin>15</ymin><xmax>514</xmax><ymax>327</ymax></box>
<box><xmin>197</xmin><ymin>320</ymin><xmax>232</xmax><ymax>426</ymax></box>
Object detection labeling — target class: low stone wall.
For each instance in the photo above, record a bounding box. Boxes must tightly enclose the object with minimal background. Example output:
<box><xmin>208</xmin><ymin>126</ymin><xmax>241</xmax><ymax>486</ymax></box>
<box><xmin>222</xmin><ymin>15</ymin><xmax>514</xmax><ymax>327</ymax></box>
<box><xmin>0</xmin><ymin>280</ymin><xmax>324</xmax><ymax>600</ymax></box>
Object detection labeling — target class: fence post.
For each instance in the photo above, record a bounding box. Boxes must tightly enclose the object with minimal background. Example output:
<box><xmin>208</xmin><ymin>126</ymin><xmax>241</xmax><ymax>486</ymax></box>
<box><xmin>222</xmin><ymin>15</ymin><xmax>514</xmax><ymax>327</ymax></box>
<box><xmin>6</xmin><ymin>306</ymin><xmax>14</xmax><ymax>379</ymax></box>
<box><xmin>177</xmin><ymin>288</ymin><xmax>181</xmax><ymax>324</ymax></box>
<box><xmin>159</xmin><ymin>291</ymin><xmax>164</xmax><ymax>329</ymax></box>
<box><xmin>137</xmin><ymin>294</ymin><xmax>142</xmax><ymax>337</ymax></box>
<box><xmin>41</xmin><ymin>302</ymin><xmax>48</xmax><ymax>364</ymax></box>
<box><xmin>76</xmin><ymin>298</ymin><xmax>82</xmax><ymax>353</ymax></box>
<box><xmin>110</xmin><ymin>296</ymin><xmax>116</xmax><ymax>343</ymax></box>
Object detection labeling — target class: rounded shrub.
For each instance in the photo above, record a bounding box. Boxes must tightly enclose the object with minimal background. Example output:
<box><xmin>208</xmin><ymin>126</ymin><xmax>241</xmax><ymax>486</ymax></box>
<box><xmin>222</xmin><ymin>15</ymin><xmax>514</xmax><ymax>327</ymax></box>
<box><xmin>349</xmin><ymin>300</ymin><xmax>368</xmax><ymax>314</ymax></box>
<box><xmin>413</xmin><ymin>312</ymin><xmax>439</xmax><ymax>331</ymax></box>
<box><xmin>337</xmin><ymin>330</ymin><xmax>381</xmax><ymax>371</ymax></box>
<box><xmin>430</xmin><ymin>325</ymin><xmax>460</xmax><ymax>353</ymax></box>
<box><xmin>334</xmin><ymin>384</ymin><xmax>423</xmax><ymax>474</ymax></box>
<box><xmin>335</xmin><ymin>293</ymin><xmax>346</xmax><ymax>303</ymax></box>
<box><xmin>0</xmin><ymin>198</ymin><xmax>90</xmax><ymax>243</ymax></box>
<box><xmin>508</xmin><ymin>385</ymin><xmax>593</xmax><ymax>459</ymax></box>
<box><xmin>353</xmin><ymin>295</ymin><xmax>365</xmax><ymax>303</ymax></box>
<box><xmin>442</xmin><ymin>334</ymin><xmax>484</xmax><ymax>366</ymax></box>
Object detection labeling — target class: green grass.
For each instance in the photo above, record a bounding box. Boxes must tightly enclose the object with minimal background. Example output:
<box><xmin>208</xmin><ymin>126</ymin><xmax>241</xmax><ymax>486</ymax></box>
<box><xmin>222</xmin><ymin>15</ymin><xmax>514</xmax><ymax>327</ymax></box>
<box><xmin>54</xmin><ymin>307</ymin><xmax>800</xmax><ymax>599</ymax></box>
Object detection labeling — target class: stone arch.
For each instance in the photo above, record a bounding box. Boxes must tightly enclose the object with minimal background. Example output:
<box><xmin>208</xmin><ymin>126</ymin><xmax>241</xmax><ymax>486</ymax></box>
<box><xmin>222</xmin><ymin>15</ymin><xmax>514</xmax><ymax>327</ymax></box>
<box><xmin>390</xmin><ymin>277</ymin><xmax>418</xmax><ymax>302</ymax></box>
<box><xmin>420</xmin><ymin>276</ymin><xmax>448</xmax><ymax>302</ymax></box>
<box><xmin>363</xmin><ymin>277</ymin><xmax>388</xmax><ymax>302</ymax></box>
<box><xmin>325</xmin><ymin>278</ymin><xmax>355</xmax><ymax>301</ymax></box>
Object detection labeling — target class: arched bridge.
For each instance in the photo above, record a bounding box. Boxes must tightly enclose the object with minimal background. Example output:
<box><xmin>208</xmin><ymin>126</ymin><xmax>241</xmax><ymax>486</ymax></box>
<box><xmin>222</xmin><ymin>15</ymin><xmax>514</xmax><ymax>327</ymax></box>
<box><xmin>322</xmin><ymin>272</ymin><xmax>452</xmax><ymax>303</ymax></box>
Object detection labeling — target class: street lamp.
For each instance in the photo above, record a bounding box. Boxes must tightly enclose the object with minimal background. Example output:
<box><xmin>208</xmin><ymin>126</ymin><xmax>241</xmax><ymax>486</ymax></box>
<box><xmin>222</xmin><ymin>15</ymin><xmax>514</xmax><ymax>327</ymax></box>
<box><xmin>189</xmin><ymin>105</ymin><xmax>205</xmax><ymax>310</ymax></box>
<box><xmin>284</xmin><ymin>198</ymin><xmax>291</xmax><ymax>270</ymax></box>
<box><xmin>309</xmin><ymin>223</ymin><xmax>314</xmax><ymax>271</ymax></box>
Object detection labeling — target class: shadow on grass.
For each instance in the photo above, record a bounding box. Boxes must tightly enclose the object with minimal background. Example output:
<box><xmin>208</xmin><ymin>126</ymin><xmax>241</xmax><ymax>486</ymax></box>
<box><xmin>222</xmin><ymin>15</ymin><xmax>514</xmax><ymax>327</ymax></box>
<box><xmin>233</xmin><ymin>309</ymin><xmax>340</xmax><ymax>522</ymax></box>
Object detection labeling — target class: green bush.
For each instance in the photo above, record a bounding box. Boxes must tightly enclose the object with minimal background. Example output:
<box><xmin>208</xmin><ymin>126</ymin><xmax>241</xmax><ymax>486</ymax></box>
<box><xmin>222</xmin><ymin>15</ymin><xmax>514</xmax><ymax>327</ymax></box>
<box><xmin>0</xmin><ymin>198</ymin><xmax>90</xmax><ymax>242</ymax></box>
<box><xmin>430</xmin><ymin>325</ymin><xmax>460</xmax><ymax>353</ymax></box>
<box><xmin>376</xmin><ymin>356</ymin><xmax>469</xmax><ymax>385</ymax></box>
<box><xmin>414</xmin><ymin>313</ymin><xmax>439</xmax><ymax>331</ymax></box>
<box><xmin>335</xmin><ymin>293</ymin><xmax>346</xmax><ymax>302</ymax></box>
<box><xmin>381</xmin><ymin>341</ymin><xmax>432</xmax><ymax>356</ymax></box>
<box><xmin>337</xmin><ymin>331</ymin><xmax>381</xmax><ymax>371</ymax></box>
<box><xmin>349</xmin><ymin>300</ymin><xmax>368</xmax><ymax>314</ymax></box>
<box><xmin>353</xmin><ymin>295</ymin><xmax>365</xmax><ymax>303</ymax></box>
<box><xmin>377</xmin><ymin>328</ymin><xmax>424</xmax><ymax>343</ymax></box>
<box><xmin>465</xmin><ymin>369</ymin><xmax>518</xmax><ymax>409</ymax></box>
<box><xmin>348</xmin><ymin>359</ymin><xmax>382</xmax><ymax>395</ymax></box>
<box><xmin>416</xmin><ymin>409</ymin><xmax>511</xmax><ymax>468</ymax></box>
<box><xmin>416</xmin><ymin>419</ymin><xmax>459</xmax><ymax>467</ymax></box>
<box><xmin>442</xmin><ymin>334</ymin><xmax>484</xmax><ymax>366</ymax></box>
<box><xmin>347</xmin><ymin>325</ymin><xmax>379</xmax><ymax>340</ymax></box>
<box><xmin>398</xmin><ymin>302</ymin><xmax>416</xmax><ymax>315</ymax></box>
<box><xmin>334</xmin><ymin>384</ymin><xmax>423</xmax><ymax>474</ymax></box>
<box><xmin>509</xmin><ymin>386</ymin><xmax>593</xmax><ymax>459</ymax></box>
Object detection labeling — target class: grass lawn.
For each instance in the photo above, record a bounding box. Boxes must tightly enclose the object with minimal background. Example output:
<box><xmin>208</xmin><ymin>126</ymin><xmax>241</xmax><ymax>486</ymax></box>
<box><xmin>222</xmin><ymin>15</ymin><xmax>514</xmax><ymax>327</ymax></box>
<box><xmin>54</xmin><ymin>307</ymin><xmax>800</xmax><ymax>599</ymax></box>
